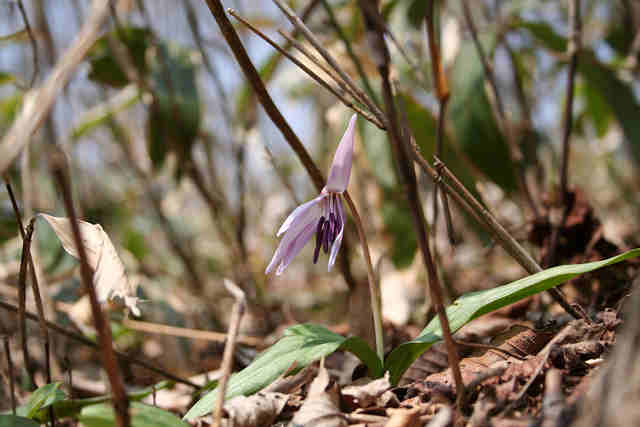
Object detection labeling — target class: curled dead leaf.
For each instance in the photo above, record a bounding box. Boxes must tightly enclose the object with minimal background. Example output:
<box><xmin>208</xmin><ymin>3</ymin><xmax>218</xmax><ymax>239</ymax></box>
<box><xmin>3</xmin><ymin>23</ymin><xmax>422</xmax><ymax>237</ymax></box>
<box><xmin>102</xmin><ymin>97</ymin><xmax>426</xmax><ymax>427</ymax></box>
<box><xmin>342</xmin><ymin>372</ymin><xmax>392</xmax><ymax>409</ymax></box>
<box><xmin>40</xmin><ymin>213</ymin><xmax>140</xmax><ymax>315</ymax></box>
<box><xmin>223</xmin><ymin>392</ymin><xmax>289</xmax><ymax>427</ymax></box>
<box><xmin>291</xmin><ymin>364</ymin><xmax>347</xmax><ymax>427</ymax></box>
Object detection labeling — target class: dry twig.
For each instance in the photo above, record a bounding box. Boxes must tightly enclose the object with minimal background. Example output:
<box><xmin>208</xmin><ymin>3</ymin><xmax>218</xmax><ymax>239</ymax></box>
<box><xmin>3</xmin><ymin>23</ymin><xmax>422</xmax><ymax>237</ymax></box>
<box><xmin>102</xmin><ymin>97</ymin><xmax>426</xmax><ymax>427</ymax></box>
<box><xmin>213</xmin><ymin>279</ymin><xmax>247</xmax><ymax>427</ymax></box>
<box><xmin>0</xmin><ymin>0</ymin><xmax>111</xmax><ymax>176</ymax></box>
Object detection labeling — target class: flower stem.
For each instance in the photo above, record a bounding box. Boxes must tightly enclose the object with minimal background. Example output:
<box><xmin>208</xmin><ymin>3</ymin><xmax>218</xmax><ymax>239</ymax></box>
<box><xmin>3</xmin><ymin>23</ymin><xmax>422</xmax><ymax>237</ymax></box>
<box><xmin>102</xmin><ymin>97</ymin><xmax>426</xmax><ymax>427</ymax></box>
<box><xmin>343</xmin><ymin>191</ymin><xmax>384</xmax><ymax>362</ymax></box>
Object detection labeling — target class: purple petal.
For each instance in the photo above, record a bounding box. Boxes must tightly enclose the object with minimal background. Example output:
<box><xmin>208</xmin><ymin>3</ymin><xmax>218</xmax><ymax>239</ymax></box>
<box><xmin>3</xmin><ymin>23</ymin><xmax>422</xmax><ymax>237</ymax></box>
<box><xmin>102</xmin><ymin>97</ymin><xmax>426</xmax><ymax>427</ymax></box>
<box><xmin>328</xmin><ymin>197</ymin><xmax>346</xmax><ymax>271</ymax></box>
<box><xmin>266</xmin><ymin>195</ymin><xmax>326</xmax><ymax>274</ymax></box>
<box><xmin>325</xmin><ymin>114</ymin><xmax>357</xmax><ymax>193</ymax></box>
<box><xmin>275</xmin><ymin>221</ymin><xmax>317</xmax><ymax>275</ymax></box>
<box><xmin>277</xmin><ymin>194</ymin><xmax>326</xmax><ymax>237</ymax></box>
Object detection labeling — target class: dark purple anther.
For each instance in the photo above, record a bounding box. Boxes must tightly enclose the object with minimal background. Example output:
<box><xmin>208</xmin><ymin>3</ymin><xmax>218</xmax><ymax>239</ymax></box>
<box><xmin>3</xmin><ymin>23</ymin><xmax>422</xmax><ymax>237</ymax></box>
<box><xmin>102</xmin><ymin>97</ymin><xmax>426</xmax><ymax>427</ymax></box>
<box><xmin>329</xmin><ymin>212</ymin><xmax>336</xmax><ymax>243</ymax></box>
<box><xmin>322</xmin><ymin>220</ymin><xmax>330</xmax><ymax>253</ymax></box>
<box><xmin>313</xmin><ymin>216</ymin><xmax>325</xmax><ymax>264</ymax></box>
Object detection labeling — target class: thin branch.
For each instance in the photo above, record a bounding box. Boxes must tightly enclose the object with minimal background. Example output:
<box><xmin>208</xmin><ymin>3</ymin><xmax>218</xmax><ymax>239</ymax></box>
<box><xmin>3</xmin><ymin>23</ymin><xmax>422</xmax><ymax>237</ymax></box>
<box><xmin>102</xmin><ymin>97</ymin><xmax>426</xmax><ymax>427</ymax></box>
<box><xmin>276</xmin><ymin>29</ymin><xmax>367</xmax><ymax>108</ymax></box>
<box><xmin>545</xmin><ymin>0</ymin><xmax>582</xmax><ymax>267</ymax></box>
<box><xmin>459</xmin><ymin>0</ymin><xmax>540</xmax><ymax>219</ymax></box>
<box><xmin>2</xmin><ymin>334</ymin><xmax>16</xmax><ymax>414</ymax></box>
<box><xmin>16</xmin><ymin>0</ymin><xmax>39</xmax><ymax>87</ymax></box>
<box><xmin>430</xmin><ymin>157</ymin><xmax>587</xmax><ymax>322</ymax></box>
<box><xmin>0</xmin><ymin>299</ymin><xmax>199</xmax><ymax>389</ymax></box>
<box><xmin>5</xmin><ymin>178</ymin><xmax>53</xmax><ymax>396</ymax></box>
<box><xmin>229</xmin><ymin>9</ymin><xmax>384</xmax><ymax>129</ymax></box>
<box><xmin>357</xmin><ymin>0</ymin><xmax>465</xmax><ymax>409</ymax></box>
<box><xmin>272</xmin><ymin>0</ymin><xmax>387</xmax><ymax>126</ymax></box>
<box><xmin>122</xmin><ymin>317</ymin><xmax>264</xmax><ymax>348</ymax></box>
<box><xmin>50</xmin><ymin>148</ymin><xmax>130</xmax><ymax>427</ymax></box>
<box><xmin>0</xmin><ymin>0</ymin><xmax>111</xmax><ymax>176</ymax></box>
<box><xmin>320</xmin><ymin>0</ymin><xmax>379</xmax><ymax>105</ymax></box>
<box><xmin>204</xmin><ymin>0</ymin><xmax>325</xmax><ymax>191</ymax></box>
<box><xmin>559</xmin><ymin>0</ymin><xmax>581</xmax><ymax>200</ymax></box>
<box><xmin>213</xmin><ymin>280</ymin><xmax>246</xmax><ymax>426</ymax></box>
<box><xmin>17</xmin><ymin>215</ymin><xmax>36</xmax><ymax>389</ymax></box>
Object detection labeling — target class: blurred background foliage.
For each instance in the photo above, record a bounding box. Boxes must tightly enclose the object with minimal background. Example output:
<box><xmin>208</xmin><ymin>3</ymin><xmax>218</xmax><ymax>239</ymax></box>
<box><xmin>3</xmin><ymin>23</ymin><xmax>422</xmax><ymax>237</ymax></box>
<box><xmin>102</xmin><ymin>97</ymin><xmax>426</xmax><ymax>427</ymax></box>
<box><xmin>0</xmin><ymin>0</ymin><xmax>639</xmax><ymax>390</ymax></box>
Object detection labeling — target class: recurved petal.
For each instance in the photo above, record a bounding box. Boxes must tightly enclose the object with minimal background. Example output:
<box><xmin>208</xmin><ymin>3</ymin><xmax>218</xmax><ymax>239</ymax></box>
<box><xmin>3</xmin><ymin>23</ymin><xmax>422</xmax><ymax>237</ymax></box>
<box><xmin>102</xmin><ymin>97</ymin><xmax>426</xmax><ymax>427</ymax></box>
<box><xmin>277</xmin><ymin>194</ymin><xmax>326</xmax><ymax>237</ymax></box>
<box><xmin>266</xmin><ymin>200</ymin><xmax>323</xmax><ymax>274</ymax></box>
<box><xmin>325</xmin><ymin>114</ymin><xmax>357</xmax><ymax>193</ymax></box>
<box><xmin>275</xmin><ymin>221</ymin><xmax>317</xmax><ymax>275</ymax></box>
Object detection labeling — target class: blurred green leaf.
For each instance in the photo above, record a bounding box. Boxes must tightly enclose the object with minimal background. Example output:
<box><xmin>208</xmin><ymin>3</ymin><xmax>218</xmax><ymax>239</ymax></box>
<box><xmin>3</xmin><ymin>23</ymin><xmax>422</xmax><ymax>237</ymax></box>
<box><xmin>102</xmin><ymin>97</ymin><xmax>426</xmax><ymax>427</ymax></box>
<box><xmin>385</xmin><ymin>248</ymin><xmax>640</xmax><ymax>384</ymax></box>
<box><xmin>16</xmin><ymin>383</ymin><xmax>66</xmax><ymax>419</ymax></box>
<box><xmin>88</xmin><ymin>27</ymin><xmax>152</xmax><ymax>87</ymax></box>
<box><xmin>235</xmin><ymin>51</ymin><xmax>281</xmax><ymax>122</ymax></box>
<box><xmin>184</xmin><ymin>323</ymin><xmax>382</xmax><ymax>420</ymax></box>
<box><xmin>382</xmin><ymin>190</ymin><xmax>417</xmax><ymax>269</ymax></box>
<box><xmin>518</xmin><ymin>18</ymin><xmax>640</xmax><ymax>164</ymax></box>
<box><xmin>449</xmin><ymin>40</ymin><xmax>517</xmax><ymax>193</ymax></box>
<box><xmin>578</xmin><ymin>80</ymin><xmax>612</xmax><ymax>138</ymax></box>
<box><xmin>579</xmin><ymin>52</ymin><xmax>640</xmax><ymax>164</ymax></box>
<box><xmin>79</xmin><ymin>402</ymin><xmax>187</xmax><ymax>427</ymax></box>
<box><xmin>516</xmin><ymin>17</ymin><xmax>567</xmax><ymax>52</ymax></box>
<box><xmin>0</xmin><ymin>415</ymin><xmax>39</xmax><ymax>427</ymax></box>
<box><xmin>0</xmin><ymin>93</ymin><xmax>22</xmax><ymax>134</ymax></box>
<box><xmin>0</xmin><ymin>71</ymin><xmax>15</xmax><ymax>86</ymax></box>
<box><xmin>147</xmin><ymin>43</ymin><xmax>201</xmax><ymax>174</ymax></box>
<box><xmin>71</xmin><ymin>86</ymin><xmax>141</xmax><ymax>140</ymax></box>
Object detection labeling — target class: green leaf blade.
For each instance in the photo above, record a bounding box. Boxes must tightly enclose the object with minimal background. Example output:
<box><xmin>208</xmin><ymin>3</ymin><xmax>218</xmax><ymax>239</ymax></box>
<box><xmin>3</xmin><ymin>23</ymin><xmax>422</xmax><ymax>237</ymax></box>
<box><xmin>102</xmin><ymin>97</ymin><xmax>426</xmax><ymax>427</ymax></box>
<box><xmin>385</xmin><ymin>249</ymin><xmax>640</xmax><ymax>384</ymax></box>
<box><xmin>79</xmin><ymin>402</ymin><xmax>187</xmax><ymax>427</ymax></box>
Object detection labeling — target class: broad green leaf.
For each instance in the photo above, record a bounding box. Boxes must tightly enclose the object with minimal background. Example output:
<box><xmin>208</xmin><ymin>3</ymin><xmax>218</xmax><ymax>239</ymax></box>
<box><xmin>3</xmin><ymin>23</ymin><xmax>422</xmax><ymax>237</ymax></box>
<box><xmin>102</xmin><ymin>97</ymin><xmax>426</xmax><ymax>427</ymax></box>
<box><xmin>88</xmin><ymin>27</ymin><xmax>152</xmax><ymax>87</ymax></box>
<box><xmin>184</xmin><ymin>323</ymin><xmax>382</xmax><ymax>420</ymax></box>
<box><xmin>71</xmin><ymin>85</ymin><xmax>141</xmax><ymax>140</ymax></box>
<box><xmin>147</xmin><ymin>43</ymin><xmax>201</xmax><ymax>174</ymax></box>
<box><xmin>79</xmin><ymin>402</ymin><xmax>187</xmax><ymax>427</ymax></box>
<box><xmin>16</xmin><ymin>383</ymin><xmax>66</xmax><ymax>419</ymax></box>
<box><xmin>0</xmin><ymin>415</ymin><xmax>39</xmax><ymax>427</ymax></box>
<box><xmin>385</xmin><ymin>248</ymin><xmax>640</xmax><ymax>384</ymax></box>
<box><xmin>449</xmin><ymin>39</ymin><xmax>517</xmax><ymax>193</ymax></box>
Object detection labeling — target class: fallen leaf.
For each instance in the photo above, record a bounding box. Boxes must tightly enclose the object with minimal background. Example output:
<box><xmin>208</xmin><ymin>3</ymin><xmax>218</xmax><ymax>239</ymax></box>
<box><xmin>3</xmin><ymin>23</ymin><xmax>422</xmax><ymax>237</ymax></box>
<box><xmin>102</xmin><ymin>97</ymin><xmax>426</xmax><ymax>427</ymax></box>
<box><xmin>40</xmin><ymin>214</ymin><xmax>140</xmax><ymax>315</ymax></box>
<box><xmin>222</xmin><ymin>392</ymin><xmax>289</xmax><ymax>427</ymax></box>
<box><xmin>290</xmin><ymin>364</ymin><xmax>347</xmax><ymax>427</ymax></box>
<box><xmin>342</xmin><ymin>372</ymin><xmax>392</xmax><ymax>409</ymax></box>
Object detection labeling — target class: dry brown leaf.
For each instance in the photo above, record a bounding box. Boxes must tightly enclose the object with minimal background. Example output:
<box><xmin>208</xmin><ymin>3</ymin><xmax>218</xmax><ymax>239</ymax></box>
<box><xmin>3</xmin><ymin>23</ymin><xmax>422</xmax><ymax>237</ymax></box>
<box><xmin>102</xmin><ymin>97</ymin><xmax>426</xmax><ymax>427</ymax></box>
<box><xmin>40</xmin><ymin>213</ymin><xmax>139</xmax><ymax>315</ymax></box>
<box><xmin>222</xmin><ymin>392</ymin><xmax>289</xmax><ymax>427</ymax></box>
<box><xmin>290</xmin><ymin>364</ymin><xmax>347</xmax><ymax>427</ymax></box>
<box><xmin>384</xmin><ymin>408</ymin><xmax>421</xmax><ymax>427</ymax></box>
<box><xmin>342</xmin><ymin>372</ymin><xmax>392</xmax><ymax>409</ymax></box>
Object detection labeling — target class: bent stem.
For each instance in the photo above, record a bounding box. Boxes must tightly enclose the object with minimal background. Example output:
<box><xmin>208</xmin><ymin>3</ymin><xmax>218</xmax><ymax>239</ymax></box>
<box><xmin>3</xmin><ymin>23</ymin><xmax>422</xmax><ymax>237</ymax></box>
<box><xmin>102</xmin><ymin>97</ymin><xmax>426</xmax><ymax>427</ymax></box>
<box><xmin>343</xmin><ymin>191</ymin><xmax>384</xmax><ymax>362</ymax></box>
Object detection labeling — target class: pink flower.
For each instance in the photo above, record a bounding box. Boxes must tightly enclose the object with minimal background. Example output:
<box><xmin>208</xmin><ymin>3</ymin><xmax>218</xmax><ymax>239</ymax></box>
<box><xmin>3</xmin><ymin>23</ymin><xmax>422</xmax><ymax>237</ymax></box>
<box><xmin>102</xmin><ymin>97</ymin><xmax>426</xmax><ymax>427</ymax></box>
<box><xmin>266</xmin><ymin>114</ymin><xmax>357</xmax><ymax>275</ymax></box>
